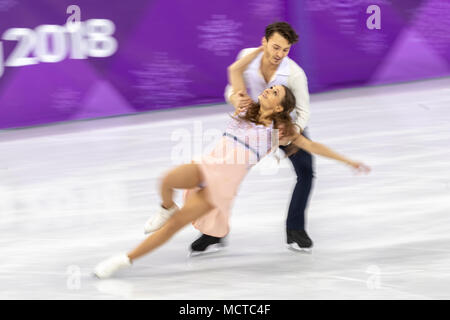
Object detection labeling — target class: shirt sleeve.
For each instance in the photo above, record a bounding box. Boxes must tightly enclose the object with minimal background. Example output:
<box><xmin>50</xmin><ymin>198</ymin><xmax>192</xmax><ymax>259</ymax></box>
<box><xmin>224</xmin><ymin>48</ymin><xmax>252</xmax><ymax>104</ymax></box>
<box><xmin>288</xmin><ymin>65</ymin><xmax>310</xmax><ymax>131</ymax></box>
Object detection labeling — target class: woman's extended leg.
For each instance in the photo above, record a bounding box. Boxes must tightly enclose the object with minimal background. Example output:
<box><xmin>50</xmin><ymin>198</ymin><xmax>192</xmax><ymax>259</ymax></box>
<box><xmin>144</xmin><ymin>163</ymin><xmax>206</xmax><ymax>234</ymax></box>
<box><xmin>94</xmin><ymin>164</ymin><xmax>213</xmax><ymax>278</ymax></box>
<box><xmin>129</xmin><ymin>188</ymin><xmax>213</xmax><ymax>261</ymax></box>
<box><xmin>160</xmin><ymin>163</ymin><xmax>204</xmax><ymax>209</ymax></box>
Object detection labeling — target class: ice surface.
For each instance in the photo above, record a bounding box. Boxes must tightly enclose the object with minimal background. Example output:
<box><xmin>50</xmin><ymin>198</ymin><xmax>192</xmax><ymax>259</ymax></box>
<box><xmin>0</xmin><ymin>78</ymin><xmax>449</xmax><ymax>299</ymax></box>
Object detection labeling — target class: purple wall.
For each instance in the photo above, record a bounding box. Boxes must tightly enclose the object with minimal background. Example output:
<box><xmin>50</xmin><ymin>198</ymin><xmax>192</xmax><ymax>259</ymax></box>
<box><xmin>288</xmin><ymin>0</ymin><xmax>450</xmax><ymax>92</ymax></box>
<box><xmin>0</xmin><ymin>0</ymin><xmax>448</xmax><ymax>129</ymax></box>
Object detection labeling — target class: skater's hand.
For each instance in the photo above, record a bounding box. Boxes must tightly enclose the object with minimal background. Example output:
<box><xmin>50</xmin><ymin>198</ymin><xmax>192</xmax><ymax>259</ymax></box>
<box><xmin>278</xmin><ymin>137</ymin><xmax>291</xmax><ymax>146</ymax></box>
<box><xmin>277</xmin><ymin>123</ymin><xmax>298</xmax><ymax>146</ymax></box>
<box><xmin>278</xmin><ymin>132</ymin><xmax>293</xmax><ymax>146</ymax></box>
<box><xmin>277</xmin><ymin>123</ymin><xmax>288</xmax><ymax>144</ymax></box>
<box><xmin>231</xmin><ymin>90</ymin><xmax>252</xmax><ymax>115</ymax></box>
<box><xmin>347</xmin><ymin>161</ymin><xmax>371</xmax><ymax>174</ymax></box>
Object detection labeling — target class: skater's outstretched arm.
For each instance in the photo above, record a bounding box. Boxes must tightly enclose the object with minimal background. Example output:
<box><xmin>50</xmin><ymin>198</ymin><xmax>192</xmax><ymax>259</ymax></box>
<box><xmin>281</xmin><ymin>133</ymin><xmax>370</xmax><ymax>173</ymax></box>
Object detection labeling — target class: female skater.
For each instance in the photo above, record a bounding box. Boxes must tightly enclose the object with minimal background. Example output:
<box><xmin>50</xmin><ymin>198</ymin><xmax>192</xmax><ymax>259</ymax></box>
<box><xmin>94</xmin><ymin>47</ymin><xmax>369</xmax><ymax>279</ymax></box>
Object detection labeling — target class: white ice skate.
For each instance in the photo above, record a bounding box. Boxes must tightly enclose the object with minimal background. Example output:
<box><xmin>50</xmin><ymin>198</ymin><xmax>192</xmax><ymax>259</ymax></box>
<box><xmin>144</xmin><ymin>204</ymin><xmax>179</xmax><ymax>234</ymax></box>
<box><xmin>94</xmin><ymin>254</ymin><xmax>132</xmax><ymax>279</ymax></box>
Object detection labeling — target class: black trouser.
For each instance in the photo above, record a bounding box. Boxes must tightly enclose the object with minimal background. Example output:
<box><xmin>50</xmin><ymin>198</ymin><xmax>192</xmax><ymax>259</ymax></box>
<box><xmin>279</xmin><ymin>129</ymin><xmax>315</xmax><ymax>231</ymax></box>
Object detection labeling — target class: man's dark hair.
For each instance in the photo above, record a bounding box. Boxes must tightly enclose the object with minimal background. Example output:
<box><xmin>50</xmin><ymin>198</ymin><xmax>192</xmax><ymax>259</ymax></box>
<box><xmin>265</xmin><ymin>22</ymin><xmax>299</xmax><ymax>44</ymax></box>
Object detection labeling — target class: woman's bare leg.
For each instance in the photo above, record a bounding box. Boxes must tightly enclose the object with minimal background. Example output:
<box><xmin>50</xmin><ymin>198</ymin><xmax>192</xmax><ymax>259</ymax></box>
<box><xmin>160</xmin><ymin>163</ymin><xmax>203</xmax><ymax>209</ymax></box>
<box><xmin>128</xmin><ymin>188</ymin><xmax>212</xmax><ymax>261</ymax></box>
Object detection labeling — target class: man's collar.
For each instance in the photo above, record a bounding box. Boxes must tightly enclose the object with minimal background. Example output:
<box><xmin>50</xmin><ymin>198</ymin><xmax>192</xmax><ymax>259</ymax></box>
<box><xmin>248</xmin><ymin>52</ymin><xmax>290</xmax><ymax>76</ymax></box>
<box><xmin>248</xmin><ymin>52</ymin><xmax>264</xmax><ymax>70</ymax></box>
<box><xmin>276</xmin><ymin>57</ymin><xmax>290</xmax><ymax>76</ymax></box>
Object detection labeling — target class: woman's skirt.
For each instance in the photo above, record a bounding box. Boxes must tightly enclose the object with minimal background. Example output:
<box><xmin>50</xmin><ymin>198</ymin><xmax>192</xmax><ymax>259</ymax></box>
<box><xmin>184</xmin><ymin>137</ymin><xmax>251</xmax><ymax>237</ymax></box>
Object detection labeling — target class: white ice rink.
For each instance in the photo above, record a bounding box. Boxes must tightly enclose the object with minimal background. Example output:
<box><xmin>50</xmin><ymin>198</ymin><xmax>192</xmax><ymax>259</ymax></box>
<box><xmin>0</xmin><ymin>78</ymin><xmax>449</xmax><ymax>299</ymax></box>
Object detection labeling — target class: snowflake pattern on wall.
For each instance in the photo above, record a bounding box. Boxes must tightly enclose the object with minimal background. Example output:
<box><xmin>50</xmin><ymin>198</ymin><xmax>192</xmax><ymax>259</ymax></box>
<box><xmin>0</xmin><ymin>0</ymin><xmax>17</xmax><ymax>12</ymax></box>
<box><xmin>132</xmin><ymin>52</ymin><xmax>194</xmax><ymax>107</ymax></box>
<box><xmin>197</xmin><ymin>15</ymin><xmax>243</xmax><ymax>56</ymax></box>
<box><xmin>50</xmin><ymin>88</ymin><xmax>82</xmax><ymax>114</ymax></box>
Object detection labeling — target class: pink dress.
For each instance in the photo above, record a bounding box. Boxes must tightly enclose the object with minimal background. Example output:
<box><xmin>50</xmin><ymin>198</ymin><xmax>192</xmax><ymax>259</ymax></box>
<box><xmin>185</xmin><ymin>115</ymin><xmax>276</xmax><ymax>237</ymax></box>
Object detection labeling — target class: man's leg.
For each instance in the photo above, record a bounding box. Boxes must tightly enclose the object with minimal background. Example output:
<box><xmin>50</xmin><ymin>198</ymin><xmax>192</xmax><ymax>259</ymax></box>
<box><xmin>280</xmin><ymin>129</ymin><xmax>315</xmax><ymax>249</ymax></box>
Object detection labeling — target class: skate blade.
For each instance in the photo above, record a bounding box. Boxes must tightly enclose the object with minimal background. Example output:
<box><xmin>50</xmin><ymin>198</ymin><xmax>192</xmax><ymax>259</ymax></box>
<box><xmin>286</xmin><ymin>243</ymin><xmax>313</xmax><ymax>254</ymax></box>
<box><xmin>188</xmin><ymin>244</ymin><xmax>225</xmax><ymax>258</ymax></box>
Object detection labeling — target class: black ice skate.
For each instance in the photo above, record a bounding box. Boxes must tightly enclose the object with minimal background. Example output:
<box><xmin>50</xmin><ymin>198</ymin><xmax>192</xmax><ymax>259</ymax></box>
<box><xmin>189</xmin><ymin>234</ymin><xmax>225</xmax><ymax>257</ymax></box>
<box><xmin>286</xmin><ymin>229</ymin><xmax>313</xmax><ymax>253</ymax></box>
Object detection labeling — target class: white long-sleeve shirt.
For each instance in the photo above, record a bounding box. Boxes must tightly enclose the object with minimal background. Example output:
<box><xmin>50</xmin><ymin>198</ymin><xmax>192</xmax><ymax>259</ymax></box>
<box><xmin>225</xmin><ymin>48</ymin><xmax>310</xmax><ymax>131</ymax></box>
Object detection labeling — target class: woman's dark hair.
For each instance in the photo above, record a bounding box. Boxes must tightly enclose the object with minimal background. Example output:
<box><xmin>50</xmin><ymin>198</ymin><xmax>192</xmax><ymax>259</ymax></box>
<box><xmin>265</xmin><ymin>22</ymin><xmax>299</xmax><ymax>44</ymax></box>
